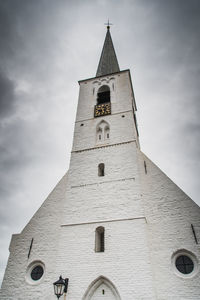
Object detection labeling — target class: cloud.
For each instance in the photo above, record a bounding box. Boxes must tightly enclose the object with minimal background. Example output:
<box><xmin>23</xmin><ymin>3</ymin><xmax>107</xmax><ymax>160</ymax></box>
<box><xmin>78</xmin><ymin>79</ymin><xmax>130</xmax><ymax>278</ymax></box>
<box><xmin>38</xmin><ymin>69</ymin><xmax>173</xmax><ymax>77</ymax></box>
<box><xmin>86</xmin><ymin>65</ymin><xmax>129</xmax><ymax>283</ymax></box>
<box><xmin>0</xmin><ymin>70</ymin><xmax>16</xmax><ymax>117</ymax></box>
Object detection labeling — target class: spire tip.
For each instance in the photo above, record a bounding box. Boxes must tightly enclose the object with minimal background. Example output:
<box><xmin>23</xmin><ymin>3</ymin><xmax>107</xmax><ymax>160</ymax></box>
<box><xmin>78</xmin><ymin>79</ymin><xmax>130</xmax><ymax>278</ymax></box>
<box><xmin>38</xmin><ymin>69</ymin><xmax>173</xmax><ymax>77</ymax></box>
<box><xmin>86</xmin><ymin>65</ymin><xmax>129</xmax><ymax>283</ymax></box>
<box><xmin>104</xmin><ymin>19</ymin><xmax>113</xmax><ymax>30</ymax></box>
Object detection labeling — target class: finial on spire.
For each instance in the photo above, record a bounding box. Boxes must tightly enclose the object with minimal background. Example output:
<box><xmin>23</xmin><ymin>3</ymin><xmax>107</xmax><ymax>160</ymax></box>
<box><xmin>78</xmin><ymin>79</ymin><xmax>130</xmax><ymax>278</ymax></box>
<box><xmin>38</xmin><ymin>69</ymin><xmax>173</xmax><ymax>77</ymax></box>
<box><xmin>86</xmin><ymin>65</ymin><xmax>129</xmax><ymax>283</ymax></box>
<box><xmin>104</xmin><ymin>19</ymin><xmax>113</xmax><ymax>30</ymax></box>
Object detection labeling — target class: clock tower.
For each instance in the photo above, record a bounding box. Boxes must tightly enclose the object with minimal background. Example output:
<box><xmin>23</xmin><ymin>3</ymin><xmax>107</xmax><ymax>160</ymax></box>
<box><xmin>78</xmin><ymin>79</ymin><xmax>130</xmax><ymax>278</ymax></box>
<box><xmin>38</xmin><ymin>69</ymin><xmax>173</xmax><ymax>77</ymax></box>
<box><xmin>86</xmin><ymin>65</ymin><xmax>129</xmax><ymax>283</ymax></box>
<box><xmin>1</xmin><ymin>26</ymin><xmax>200</xmax><ymax>300</ymax></box>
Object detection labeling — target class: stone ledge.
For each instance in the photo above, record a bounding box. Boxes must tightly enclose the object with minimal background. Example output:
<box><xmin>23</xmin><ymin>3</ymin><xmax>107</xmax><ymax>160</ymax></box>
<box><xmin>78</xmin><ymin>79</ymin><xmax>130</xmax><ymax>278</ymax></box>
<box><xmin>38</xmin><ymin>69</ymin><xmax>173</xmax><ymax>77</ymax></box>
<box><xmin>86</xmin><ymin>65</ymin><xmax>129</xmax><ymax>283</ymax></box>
<box><xmin>72</xmin><ymin>140</ymin><xmax>136</xmax><ymax>153</ymax></box>
<box><xmin>61</xmin><ymin>216</ymin><xmax>146</xmax><ymax>227</ymax></box>
<box><xmin>71</xmin><ymin>177</ymin><xmax>135</xmax><ymax>189</ymax></box>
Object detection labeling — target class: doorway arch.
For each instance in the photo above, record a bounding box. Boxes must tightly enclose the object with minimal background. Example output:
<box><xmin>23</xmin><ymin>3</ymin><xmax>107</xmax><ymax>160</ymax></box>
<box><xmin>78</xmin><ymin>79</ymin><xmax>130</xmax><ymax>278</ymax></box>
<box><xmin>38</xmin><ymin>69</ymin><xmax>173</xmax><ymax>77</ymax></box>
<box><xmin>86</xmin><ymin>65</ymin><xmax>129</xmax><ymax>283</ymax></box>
<box><xmin>82</xmin><ymin>276</ymin><xmax>121</xmax><ymax>300</ymax></box>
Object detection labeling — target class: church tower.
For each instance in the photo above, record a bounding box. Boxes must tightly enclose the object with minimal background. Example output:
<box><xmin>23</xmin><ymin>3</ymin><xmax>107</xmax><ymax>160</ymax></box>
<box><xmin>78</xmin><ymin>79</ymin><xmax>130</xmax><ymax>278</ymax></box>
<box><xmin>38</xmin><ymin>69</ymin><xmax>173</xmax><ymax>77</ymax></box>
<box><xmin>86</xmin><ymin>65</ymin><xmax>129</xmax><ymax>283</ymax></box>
<box><xmin>1</xmin><ymin>26</ymin><xmax>200</xmax><ymax>300</ymax></box>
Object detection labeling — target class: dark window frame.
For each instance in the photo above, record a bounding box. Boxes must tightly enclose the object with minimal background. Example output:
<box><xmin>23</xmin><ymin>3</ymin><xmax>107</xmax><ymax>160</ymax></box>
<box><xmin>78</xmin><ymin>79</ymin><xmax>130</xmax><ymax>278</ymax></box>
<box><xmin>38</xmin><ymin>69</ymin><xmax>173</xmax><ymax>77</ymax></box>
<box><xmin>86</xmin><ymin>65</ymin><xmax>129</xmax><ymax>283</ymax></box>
<box><xmin>31</xmin><ymin>265</ymin><xmax>44</xmax><ymax>281</ymax></box>
<box><xmin>175</xmin><ymin>255</ymin><xmax>194</xmax><ymax>274</ymax></box>
<box><xmin>98</xmin><ymin>163</ymin><xmax>105</xmax><ymax>176</ymax></box>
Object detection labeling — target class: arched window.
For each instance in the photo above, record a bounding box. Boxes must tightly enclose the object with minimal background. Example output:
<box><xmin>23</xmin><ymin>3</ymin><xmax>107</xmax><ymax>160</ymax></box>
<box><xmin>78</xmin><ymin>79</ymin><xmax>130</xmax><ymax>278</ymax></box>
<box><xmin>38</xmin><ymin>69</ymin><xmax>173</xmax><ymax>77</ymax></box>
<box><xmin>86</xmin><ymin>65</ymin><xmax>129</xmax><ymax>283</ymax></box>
<box><xmin>95</xmin><ymin>227</ymin><xmax>105</xmax><ymax>252</ymax></box>
<box><xmin>97</xmin><ymin>85</ymin><xmax>110</xmax><ymax>104</ymax></box>
<box><xmin>96</xmin><ymin>120</ymin><xmax>110</xmax><ymax>143</ymax></box>
<box><xmin>98</xmin><ymin>163</ymin><xmax>105</xmax><ymax>176</ymax></box>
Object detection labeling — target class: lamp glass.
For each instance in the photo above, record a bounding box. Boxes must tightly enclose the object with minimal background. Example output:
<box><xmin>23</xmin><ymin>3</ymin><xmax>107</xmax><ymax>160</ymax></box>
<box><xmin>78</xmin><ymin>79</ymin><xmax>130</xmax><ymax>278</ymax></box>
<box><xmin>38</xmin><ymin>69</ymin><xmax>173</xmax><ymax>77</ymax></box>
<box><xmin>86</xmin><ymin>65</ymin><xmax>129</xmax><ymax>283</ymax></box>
<box><xmin>53</xmin><ymin>276</ymin><xmax>65</xmax><ymax>298</ymax></box>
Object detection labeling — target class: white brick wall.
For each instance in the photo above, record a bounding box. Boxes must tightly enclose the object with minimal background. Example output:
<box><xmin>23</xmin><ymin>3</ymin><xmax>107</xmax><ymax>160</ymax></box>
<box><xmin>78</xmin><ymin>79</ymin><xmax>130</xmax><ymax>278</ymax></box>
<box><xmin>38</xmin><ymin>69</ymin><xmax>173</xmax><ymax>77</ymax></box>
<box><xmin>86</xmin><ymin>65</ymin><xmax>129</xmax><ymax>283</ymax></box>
<box><xmin>138</xmin><ymin>151</ymin><xmax>200</xmax><ymax>300</ymax></box>
<box><xmin>0</xmin><ymin>174</ymin><xmax>68</xmax><ymax>300</ymax></box>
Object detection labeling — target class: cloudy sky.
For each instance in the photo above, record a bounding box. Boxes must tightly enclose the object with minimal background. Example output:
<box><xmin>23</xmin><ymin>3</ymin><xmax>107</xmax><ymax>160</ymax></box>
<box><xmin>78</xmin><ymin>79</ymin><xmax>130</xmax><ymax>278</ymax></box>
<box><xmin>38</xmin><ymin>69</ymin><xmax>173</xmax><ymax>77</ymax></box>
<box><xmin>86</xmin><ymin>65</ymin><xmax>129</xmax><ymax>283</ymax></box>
<box><xmin>0</xmin><ymin>0</ymin><xmax>200</xmax><ymax>284</ymax></box>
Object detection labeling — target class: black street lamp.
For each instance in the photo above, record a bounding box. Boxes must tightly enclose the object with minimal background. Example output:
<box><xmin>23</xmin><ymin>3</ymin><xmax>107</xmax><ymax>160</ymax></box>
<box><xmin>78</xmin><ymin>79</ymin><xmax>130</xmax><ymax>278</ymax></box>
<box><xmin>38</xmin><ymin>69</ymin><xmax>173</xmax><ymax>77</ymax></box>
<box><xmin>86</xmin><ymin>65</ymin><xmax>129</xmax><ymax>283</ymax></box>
<box><xmin>53</xmin><ymin>276</ymin><xmax>69</xmax><ymax>299</ymax></box>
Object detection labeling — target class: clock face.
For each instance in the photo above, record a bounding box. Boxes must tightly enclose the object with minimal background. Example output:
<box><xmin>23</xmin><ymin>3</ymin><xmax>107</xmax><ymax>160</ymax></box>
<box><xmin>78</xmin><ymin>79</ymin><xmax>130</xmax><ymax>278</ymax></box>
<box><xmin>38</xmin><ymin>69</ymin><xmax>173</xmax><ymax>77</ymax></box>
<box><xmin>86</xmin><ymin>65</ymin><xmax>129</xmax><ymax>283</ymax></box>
<box><xmin>94</xmin><ymin>103</ymin><xmax>111</xmax><ymax>117</ymax></box>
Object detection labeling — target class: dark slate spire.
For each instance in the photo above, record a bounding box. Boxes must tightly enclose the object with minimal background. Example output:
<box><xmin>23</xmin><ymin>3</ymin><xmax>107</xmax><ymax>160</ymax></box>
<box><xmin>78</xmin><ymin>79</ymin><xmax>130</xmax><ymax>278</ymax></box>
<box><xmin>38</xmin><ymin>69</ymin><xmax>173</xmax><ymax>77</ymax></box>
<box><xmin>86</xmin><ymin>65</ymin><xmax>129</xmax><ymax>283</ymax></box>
<box><xmin>96</xmin><ymin>26</ymin><xmax>120</xmax><ymax>77</ymax></box>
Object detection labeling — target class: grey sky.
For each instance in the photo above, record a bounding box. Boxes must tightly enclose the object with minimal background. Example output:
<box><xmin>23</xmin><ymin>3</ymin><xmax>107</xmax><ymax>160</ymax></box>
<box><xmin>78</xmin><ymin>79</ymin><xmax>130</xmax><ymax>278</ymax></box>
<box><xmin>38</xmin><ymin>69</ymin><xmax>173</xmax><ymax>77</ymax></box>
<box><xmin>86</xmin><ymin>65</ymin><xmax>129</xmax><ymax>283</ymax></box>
<box><xmin>0</xmin><ymin>0</ymin><xmax>200</xmax><ymax>285</ymax></box>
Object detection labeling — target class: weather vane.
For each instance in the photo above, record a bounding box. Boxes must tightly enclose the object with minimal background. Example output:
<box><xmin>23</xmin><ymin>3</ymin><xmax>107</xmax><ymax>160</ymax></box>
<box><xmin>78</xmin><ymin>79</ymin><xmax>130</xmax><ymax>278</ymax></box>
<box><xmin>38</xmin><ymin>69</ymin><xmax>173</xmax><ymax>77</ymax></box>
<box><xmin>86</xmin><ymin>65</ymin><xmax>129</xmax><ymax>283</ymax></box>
<box><xmin>104</xmin><ymin>19</ymin><xmax>113</xmax><ymax>29</ymax></box>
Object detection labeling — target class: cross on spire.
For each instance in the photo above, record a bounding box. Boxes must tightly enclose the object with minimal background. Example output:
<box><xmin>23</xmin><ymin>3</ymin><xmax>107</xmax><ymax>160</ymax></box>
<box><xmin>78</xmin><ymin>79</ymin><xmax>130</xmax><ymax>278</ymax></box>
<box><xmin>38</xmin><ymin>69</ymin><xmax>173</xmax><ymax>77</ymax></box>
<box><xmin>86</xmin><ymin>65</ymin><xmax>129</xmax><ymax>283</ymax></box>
<box><xmin>104</xmin><ymin>19</ymin><xmax>113</xmax><ymax>29</ymax></box>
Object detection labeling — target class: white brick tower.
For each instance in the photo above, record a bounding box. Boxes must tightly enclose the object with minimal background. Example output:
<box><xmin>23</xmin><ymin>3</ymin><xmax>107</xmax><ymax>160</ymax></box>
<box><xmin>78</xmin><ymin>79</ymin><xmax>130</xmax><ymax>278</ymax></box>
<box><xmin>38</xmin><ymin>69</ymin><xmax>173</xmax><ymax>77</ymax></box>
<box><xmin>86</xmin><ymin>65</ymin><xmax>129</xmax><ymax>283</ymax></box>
<box><xmin>1</xmin><ymin>26</ymin><xmax>200</xmax><ymax>300</ymax></box>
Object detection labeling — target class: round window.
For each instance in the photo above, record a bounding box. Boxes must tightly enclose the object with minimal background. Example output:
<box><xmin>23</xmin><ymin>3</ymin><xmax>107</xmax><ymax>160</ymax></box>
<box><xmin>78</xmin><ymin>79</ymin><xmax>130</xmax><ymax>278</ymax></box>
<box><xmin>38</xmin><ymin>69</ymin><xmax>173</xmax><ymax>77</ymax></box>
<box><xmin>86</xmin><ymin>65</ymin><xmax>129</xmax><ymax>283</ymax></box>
<box><xmin>175</xmin><ymin>255</ymin><xmax>194</xmax><ymax>274</ymax></box>
<box><xmin>172</xmin><ymin>250</ymin><xmax>198</xmax><ymax>278</ymax></box>
<box><xmin>26</xmin><ymin>261</ymin><xmax>45</xmax><ymax>285</ymax></box>
<box><xmin>31</xmin><ymin>265</ymin><xmax>44</xmax><ymax>281</ymax></box>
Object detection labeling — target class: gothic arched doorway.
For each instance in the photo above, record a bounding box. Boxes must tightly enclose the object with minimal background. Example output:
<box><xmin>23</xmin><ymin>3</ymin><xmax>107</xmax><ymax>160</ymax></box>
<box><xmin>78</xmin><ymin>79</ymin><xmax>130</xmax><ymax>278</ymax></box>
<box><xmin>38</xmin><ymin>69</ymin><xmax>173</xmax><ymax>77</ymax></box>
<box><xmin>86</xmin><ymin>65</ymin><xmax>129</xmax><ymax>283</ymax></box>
<box><xmin>83</xmin><ymin>276</ymin><xmax>121</xmax><ymax>300</ymax></box>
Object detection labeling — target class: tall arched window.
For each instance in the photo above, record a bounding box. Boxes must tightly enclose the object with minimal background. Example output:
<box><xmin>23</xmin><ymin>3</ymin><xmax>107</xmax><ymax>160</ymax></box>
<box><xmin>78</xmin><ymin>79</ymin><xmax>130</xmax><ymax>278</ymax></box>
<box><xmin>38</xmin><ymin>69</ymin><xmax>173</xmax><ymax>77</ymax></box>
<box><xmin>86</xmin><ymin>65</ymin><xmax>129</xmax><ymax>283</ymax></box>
<box><xmin>97</xmin><ymin>127</ymin><xmax>102</xmax><ymax>141</ymax></box>
<box><xmin>98</xmin><ymin>163</ymin><xmax>105</xmax><ymax>176</ymax></box>
<box><xmin>95</xmin><ymin>227</ymin><xmax>105</xmax><ymax>252</ymax></box>
<box><xmin>105</xmin><ymin>125</ymin><xmax>110</xmax><ymax>139</ymax></box>
<box><xmin>97</xmin><ymin>85</ymin><xmax>110</xmax><ymax>104</ymax></box>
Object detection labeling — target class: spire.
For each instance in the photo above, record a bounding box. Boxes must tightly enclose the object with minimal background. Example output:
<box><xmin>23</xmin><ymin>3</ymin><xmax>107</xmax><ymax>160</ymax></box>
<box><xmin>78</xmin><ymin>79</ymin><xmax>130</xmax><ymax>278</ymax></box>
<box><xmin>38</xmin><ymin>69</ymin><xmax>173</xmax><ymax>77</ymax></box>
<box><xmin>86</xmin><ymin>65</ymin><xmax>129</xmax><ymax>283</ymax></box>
<box><xmin>96</xmin><ymin>25</ymin><xmax>120</xmax><ymax>77</ymax></box>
